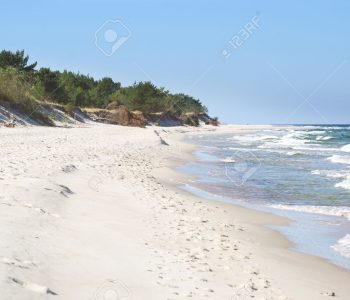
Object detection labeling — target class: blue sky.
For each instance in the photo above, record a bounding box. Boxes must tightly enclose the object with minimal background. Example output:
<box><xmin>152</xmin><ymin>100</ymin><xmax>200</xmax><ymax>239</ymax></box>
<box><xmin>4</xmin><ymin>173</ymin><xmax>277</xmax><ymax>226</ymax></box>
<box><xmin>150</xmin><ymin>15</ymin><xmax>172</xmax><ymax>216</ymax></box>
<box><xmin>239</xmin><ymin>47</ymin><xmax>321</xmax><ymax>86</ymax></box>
<box><xmin>1</xmin><ymin>0</ymin><xmax>349</xmax><ymax>124</ymax></box>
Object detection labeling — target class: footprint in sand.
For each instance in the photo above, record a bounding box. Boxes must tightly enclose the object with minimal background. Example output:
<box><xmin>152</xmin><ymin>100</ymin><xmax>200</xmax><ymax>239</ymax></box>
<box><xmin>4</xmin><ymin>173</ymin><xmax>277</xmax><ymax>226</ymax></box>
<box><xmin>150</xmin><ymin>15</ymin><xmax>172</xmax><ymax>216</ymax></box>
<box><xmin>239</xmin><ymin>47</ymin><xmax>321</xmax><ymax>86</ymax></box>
<box><xmin>21</xmin><ymin>203</ymin><xmax>60</xmax><ymax>218</ymax></box>
<box><xmin>58</xmin><ymin>184</ymin><xmax>74</xmax><ymax>197</ymax></box>
<box><xmin>231</xmin><ymin>284</ymin><xmax>252</xmax><ymax>300</ymax></box>
<box><xmin>61</xmin><ymin>164</ymin><xmax>77</xmax><ymax>173</ymax></box>
<box><xmin>9</xmin><ymin>277</ymin><xmax>58</xmax><ymax>295</ymax></box>
<box><xmin>2</xmin><ymin>257</ymin><xmax>36</xmax><ymax>269</ymax></box>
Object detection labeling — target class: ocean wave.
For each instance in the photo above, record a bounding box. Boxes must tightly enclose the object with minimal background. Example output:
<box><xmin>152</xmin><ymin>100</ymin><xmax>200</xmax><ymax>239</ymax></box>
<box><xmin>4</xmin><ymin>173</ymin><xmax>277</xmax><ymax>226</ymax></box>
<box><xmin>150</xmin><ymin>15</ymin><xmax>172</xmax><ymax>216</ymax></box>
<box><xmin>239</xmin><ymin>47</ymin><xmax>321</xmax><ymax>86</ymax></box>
<box><xmin>327</xmin><ymin>155</ymin><xmax>350</xmax><ymax>165</ymax></box>
<box><xmin>258</xmin><ymin>143</ymin><xmax>325</xmax><ymax>151</ymax></box>
<box><xmin>311</xmin><ymin>170</ymin><xmax>350</xmax><ymax>189</ymax></box>
<box><xmin>335</xmin><ymin>177</ymin><xmax>350</xmax><ymax>190</ymax></box>
<box><xmin>311</xmin><ymin>169</ymin><xmax>348</xmax><ymax>179</ymax></box>
<box><xmin>286</xmin><ymin>151</ymin><xmax>303</xmax><ymax>156</ymax></box>
<box><xmin>280</xmin><ymin>134</ymin><xmax>307</xmax><ymax>146</ymax></box>
<box><xmin>225</xmin><ymin>147</ymin><xmax>260</xmax><ymax>152</ymax></box>
<box><xmin>294</xmin><ymin>146</ymin><xmax>339</xmax><ymax>152</ymax></box>
<box><xmin>269</xmin><ymin>204</ymin><xmax>350</xmax><ymax>220</ymax></box>
<box><xmin>233</xmin><ymin>130</ymin><xmax>338</xmax><ymax>153</ymax></box>
<box><xmin>220</xmin><ymin>157</ymin><xmax>236</xmax><ymax>163</ymax></box>
<box><xmin>341</xmin><ymin>144</ymin><xmax>350</xmax><ymax>152</ymax></box>
<box><xmin>307</xmin><ymin>130</ymin><xmax>326</xmax><ymax>134</ymax></box>
<box><xmin>331</xmin><ymin>234</ymin><xmax>350</xmax><ymax>258</ymax></box>
<box><xmin>316</xmin><ymin>136</ymin><xmax>332</xmax><ymax>141</ymax></box>
<box><xmin>258</xmin><ymin>132</ymin><xmax>310</xmax><ymax>150</ymax></box>
<box><xmin>228</xmin><ymin>135</ymin><xmax>278</xmax><ymax>143</ymax></box>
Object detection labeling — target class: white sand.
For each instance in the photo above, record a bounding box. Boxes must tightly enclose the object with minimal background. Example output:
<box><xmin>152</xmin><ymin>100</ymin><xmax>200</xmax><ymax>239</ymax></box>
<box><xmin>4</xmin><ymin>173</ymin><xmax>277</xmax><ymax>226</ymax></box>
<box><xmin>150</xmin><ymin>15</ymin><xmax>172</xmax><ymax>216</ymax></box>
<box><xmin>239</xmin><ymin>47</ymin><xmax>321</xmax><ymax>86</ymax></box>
<box><xmin>0</xmin><ymin>124</ymin><xmax>350</xmax><ymax>299</ymax></box>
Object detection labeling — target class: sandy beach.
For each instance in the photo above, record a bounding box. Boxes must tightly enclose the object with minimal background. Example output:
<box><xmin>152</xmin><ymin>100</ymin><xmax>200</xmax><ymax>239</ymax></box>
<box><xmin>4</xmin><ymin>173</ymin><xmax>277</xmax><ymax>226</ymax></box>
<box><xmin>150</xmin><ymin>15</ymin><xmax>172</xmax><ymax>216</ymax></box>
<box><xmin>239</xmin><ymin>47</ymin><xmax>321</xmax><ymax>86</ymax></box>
<box><xmin>1</xmin><ymin>124</ymin><xmax>350</xmax><ymax>300</ymax></box>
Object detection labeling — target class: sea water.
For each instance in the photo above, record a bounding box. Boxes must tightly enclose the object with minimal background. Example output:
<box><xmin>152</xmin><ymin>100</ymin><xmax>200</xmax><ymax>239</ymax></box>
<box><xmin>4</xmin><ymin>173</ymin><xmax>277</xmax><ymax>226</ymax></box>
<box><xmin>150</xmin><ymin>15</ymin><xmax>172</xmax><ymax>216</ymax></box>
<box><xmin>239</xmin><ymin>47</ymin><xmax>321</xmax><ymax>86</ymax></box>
<box><xmin>178</xmin><ymin>125</ymin><xmax>350</xmax><ymax>270</ymax></box>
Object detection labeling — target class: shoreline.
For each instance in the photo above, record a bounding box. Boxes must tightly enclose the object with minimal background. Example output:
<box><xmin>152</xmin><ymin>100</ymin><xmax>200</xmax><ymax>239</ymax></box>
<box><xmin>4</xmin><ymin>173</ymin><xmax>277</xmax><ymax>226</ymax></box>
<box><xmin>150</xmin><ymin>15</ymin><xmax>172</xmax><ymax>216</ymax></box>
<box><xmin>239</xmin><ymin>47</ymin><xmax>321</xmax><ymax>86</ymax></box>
<box><xmin>0</xmin><ymin>124</ymin><xmax>349</xmax><ymax>299</ymax></box>
<box><xmin>173</xmin><ymin>135</ymin><xmax>350</xmax><ymax>271</ymax></box>
<box><xmin>172</xmin><ymin>125</ymin><xmax>350</xmax><ymax>271</ymax></box>
<box><xmin>158</xmin><ymin>125</ymin><xmax>350</xmax><ymax>298</ymax></box>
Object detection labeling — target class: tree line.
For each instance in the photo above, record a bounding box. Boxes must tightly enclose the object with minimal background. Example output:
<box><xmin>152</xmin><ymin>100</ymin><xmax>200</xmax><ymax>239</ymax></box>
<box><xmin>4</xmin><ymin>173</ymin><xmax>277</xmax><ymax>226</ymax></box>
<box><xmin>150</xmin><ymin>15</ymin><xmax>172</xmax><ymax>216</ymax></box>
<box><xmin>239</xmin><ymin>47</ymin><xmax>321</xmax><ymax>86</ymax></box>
<box><xmin>0</xmin><ymin>50</ymin><xmax>208</xmax><ymax>115</ymax></box>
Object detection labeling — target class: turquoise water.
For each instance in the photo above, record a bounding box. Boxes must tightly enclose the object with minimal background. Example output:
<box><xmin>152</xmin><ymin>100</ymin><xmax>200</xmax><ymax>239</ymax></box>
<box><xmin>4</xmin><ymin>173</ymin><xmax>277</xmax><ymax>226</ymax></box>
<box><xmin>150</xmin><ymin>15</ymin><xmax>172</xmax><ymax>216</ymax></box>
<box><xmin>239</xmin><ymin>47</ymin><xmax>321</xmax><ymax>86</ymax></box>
<box><xmin>178</xmin><ymin>125</ymin><xmax>350</xmax><ymax>270</ymax></box>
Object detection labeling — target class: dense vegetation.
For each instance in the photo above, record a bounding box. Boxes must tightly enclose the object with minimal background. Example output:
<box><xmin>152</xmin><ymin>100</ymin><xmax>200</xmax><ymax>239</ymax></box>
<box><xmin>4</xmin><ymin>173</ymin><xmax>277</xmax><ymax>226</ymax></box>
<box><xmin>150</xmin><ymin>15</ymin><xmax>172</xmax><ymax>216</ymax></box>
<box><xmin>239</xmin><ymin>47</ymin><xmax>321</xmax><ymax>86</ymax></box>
<box><xmin>0</xmin><ymin>50</ymin><xmax>208</xmax><ymax>116</ymax></box>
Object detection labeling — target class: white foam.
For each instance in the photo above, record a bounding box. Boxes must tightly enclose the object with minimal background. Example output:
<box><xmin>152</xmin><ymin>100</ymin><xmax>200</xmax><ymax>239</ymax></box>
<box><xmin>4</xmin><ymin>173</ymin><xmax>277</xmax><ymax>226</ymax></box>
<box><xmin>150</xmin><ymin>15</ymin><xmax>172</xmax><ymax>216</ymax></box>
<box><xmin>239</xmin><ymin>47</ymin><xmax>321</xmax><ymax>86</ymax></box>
<box><xmin>327</xmin><ymin>155</ymin><xmax>350</xmax><ymax>165</ymax></box>
<box><xmin>269</xmin><ymin>204</ymin><xmax>350</xmax><ymax>220</ymax></box>
<box><xmin>311</xmin><ymin>169</ymin><xmax>322</xmax><ymax>175</ymax></box>
<box><xmin>311</xmin><ymin>169</ymin><xmax>350</xmax><ymax>190</ymax></box>
<box><xmin>258</xmin><ymin>131</ymin><xmax>309</xmax><ymax>150</ymax></box>
<box><xmin>221</xmin><ymin>157</ymin><xmax>236</xmax><ymax>163</ymax></box>
<box><xmin>331</xmin><ymin>234</ymin><xmax>350</xmax><ymax>258</ymax></box>
<box><xmin>229</xmin><ymin>135</ymin><xmax>278</xmax><ymax>143</ymax></box>
<box><xmin>316</xmin><ymin>136</ymin><xmax>332</xmax><ymax>141</ymax></box>
<box><xmin>279</xmin><ymin>134</ymin><xmax>306</xmax><ymax>146</ymax></box>
<box><xmin>335</xmin><ymin>177</ymin><xmax>350</xmax><ymax>190</ymax></box>
<box><xmin>306</xmin><ymin>130</ymin><xmax>326</xmax><ymax>134</ymax></box>
<box><xmin>311</xmin><ymin>169</ymin><xmax>348</xmax><ymax>179</ymax></box>
<box><xmin>286</xmin><ymin>151</ymin><xmax>303</xmax><ymax>156</ymax></box>
<box><xmin>341</xmin><ymin>144</ymin><xmax>350</xmax><ymax>152</ymax></box>
<box><xmin>322</xmin><ymin>126</ymin><xmax>350</xmax><ymax>130</ymax></box>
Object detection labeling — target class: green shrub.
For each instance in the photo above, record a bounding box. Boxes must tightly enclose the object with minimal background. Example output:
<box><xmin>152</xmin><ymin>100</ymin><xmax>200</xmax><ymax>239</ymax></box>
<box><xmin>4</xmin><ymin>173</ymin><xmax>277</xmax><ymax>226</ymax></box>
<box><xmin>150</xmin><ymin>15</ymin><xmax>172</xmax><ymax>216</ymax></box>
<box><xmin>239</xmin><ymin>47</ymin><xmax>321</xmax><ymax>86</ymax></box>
<box><xmin>0</xmin><ymin>49</ymin><xmax>210</xmax><ymax>119</ymax></box>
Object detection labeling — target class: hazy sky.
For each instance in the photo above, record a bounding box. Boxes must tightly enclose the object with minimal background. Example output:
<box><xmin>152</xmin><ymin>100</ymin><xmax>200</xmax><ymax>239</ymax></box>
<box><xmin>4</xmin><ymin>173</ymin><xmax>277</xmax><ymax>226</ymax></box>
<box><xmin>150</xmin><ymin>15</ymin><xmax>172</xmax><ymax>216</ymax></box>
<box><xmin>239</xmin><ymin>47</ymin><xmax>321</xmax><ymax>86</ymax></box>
<box><xmin>1</xmin><ymin>0</ymin><xmax>349</xmax><ymax>124</ymax></box>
